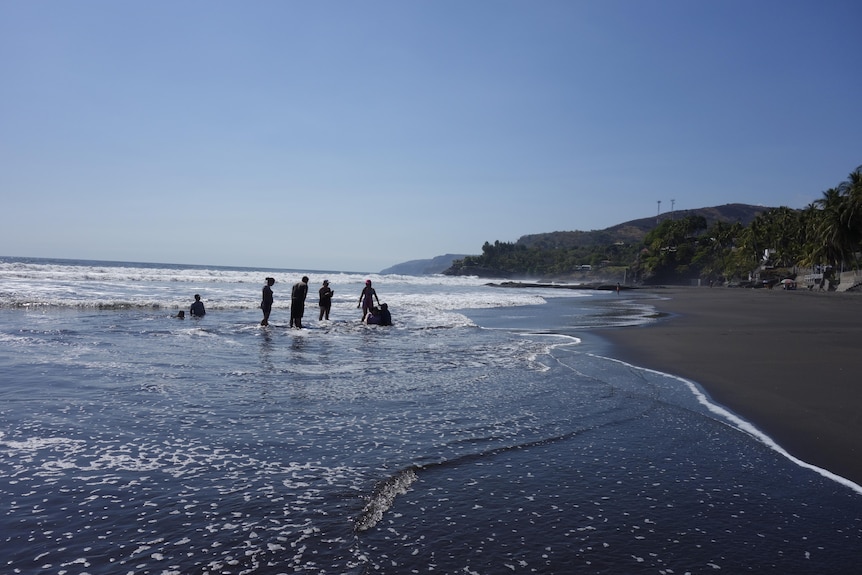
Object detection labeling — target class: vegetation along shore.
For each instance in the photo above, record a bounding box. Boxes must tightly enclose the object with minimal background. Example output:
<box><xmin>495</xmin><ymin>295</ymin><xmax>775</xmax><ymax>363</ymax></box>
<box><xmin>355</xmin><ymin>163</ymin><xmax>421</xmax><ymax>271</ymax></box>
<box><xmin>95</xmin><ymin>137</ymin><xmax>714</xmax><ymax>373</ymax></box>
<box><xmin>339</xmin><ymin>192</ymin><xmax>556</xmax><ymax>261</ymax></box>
<box><xmin>444</xmin><ymin>165</ymin><xmax>862</xmax><ymax>289</ymax></box>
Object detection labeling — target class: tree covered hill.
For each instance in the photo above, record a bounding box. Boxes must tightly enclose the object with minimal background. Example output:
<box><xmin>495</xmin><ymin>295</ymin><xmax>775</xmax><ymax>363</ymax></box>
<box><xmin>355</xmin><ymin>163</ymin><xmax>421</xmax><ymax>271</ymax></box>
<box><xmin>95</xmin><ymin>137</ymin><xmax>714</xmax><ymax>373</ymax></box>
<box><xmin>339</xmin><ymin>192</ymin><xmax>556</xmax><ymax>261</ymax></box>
<box><xmin>392</xmin><ymin>161</ymin><xmax>862</xmax><ymax>287</ymax></box>
<box><xmin>516</xmin><ymin>203</ymin><xmax>770</xmax><ymax>250</ymax></box>
<box><xmin>382</xmin><ymin>205</ymin><xmax>771</xmax><ymax>277</ymax></box>
<box><xmin>442</xmin><ymin>203</ymin><xmax>776</xmax><ymax>280</ymax></box>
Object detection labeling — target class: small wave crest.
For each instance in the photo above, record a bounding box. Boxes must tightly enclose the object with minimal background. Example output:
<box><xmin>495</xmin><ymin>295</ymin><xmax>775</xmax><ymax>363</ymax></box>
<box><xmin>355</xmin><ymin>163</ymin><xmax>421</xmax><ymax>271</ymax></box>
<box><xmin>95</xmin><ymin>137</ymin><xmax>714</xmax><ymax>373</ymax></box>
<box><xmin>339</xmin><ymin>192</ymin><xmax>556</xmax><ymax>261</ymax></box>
<box><xmin>354</xmin><ymin>467</ymin><xmax>418</xmax><ymax>532</ymax></box>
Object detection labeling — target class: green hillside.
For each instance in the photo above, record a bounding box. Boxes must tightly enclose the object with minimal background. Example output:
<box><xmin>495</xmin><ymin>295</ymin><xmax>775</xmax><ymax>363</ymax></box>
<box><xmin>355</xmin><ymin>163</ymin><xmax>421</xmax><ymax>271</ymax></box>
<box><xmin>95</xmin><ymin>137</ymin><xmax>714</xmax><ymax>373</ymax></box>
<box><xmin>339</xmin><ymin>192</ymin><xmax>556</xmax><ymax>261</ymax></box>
<box><xmin>516</xmin><ymin>203</ymin><xmax>769</xmax><ymax>249</ymax></box>
<box><xmin>442</xmin><ymin>163</ymin><xmax>862</xmax><ymax>286</ymax></box>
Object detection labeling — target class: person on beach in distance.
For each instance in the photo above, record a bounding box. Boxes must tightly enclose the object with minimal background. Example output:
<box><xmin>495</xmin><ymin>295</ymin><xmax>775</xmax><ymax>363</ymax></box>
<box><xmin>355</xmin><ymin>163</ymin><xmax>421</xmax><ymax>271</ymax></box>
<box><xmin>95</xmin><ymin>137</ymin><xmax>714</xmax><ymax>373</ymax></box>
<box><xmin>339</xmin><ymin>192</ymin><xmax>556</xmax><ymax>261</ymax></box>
<box><xmin>357</xmin><ymin>279</ymin><xmax>380</xmax><ymax>321</ymax></box>
<box><xmin>260</xmin><ymin>277</ymin><xmax>275</xmax><ymax>326</ymax></box>
<box><xmin>190</xmin><ymin>294</ymin><xmax>206</xmax><ymax>317</ymax></box>
<box><xmin>318</xmin><ymin>279</ymin><xmax>334</xmax><ymax>321</ymax></box>
<box><xmin>290</xmin><ymin>276</ymin><xmax>309</xmax><ymax>328</ymax></box>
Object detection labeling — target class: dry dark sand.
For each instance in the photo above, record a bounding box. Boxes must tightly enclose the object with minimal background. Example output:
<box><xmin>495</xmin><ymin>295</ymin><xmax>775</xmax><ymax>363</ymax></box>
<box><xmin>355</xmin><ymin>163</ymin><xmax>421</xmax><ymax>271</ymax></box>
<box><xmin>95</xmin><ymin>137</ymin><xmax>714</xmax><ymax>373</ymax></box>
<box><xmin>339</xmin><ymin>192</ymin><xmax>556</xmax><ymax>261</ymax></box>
<box><xmin>594</xmin><ymin>286</ymin><xmax>862</xmax><ymax>486</ymax></box>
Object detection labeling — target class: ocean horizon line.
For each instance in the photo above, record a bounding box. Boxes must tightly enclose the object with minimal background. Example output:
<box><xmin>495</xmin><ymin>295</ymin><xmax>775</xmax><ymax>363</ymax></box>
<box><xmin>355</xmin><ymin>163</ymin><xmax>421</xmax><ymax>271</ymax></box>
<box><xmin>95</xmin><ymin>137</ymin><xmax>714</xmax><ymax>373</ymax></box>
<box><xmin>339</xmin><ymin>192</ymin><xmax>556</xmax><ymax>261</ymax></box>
<box><xmin>0</xmin><ymin>254</ymin><xmax>376</xmax><ymax>277</ymax></box>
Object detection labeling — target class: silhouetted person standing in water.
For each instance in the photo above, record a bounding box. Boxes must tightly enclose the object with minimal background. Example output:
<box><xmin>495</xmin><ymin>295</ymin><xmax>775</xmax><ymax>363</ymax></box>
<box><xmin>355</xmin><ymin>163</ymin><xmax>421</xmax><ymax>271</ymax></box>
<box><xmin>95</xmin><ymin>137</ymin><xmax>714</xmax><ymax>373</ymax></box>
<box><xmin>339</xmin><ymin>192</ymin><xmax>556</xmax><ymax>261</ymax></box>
<box><xmin>190</xmin><ymin>294</ymin><xmax>206</xmax><ymax>317</ymax></box>
<box><xmin>318</xmin><ymin>279</ymin><xmax>334</xmax><ymax>321</ymax></box>
<box><xmin>260</xmin><ymin>277</ymin><xmax>275</xmax><ymax>326</ymax></box>
<box><xmin>290</xmin><ymin>276</ymin><xmax>309</xmax><ymax>328</ymax></box>
<box><xmin>357</xmin><ymin>279</ymin><xmax>380</xmax><ymax>321</ymax></box>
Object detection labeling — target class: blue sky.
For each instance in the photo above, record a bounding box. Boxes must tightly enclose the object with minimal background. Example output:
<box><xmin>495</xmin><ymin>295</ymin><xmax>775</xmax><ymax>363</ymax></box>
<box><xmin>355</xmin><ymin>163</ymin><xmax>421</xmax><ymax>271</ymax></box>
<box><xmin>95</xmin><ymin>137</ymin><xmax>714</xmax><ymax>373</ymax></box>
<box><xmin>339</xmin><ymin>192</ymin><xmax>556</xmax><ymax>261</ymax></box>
<box><xmin>2</xmin><ymin>1</ymin><xmax>860</xmax><ymax>272</ymax></box>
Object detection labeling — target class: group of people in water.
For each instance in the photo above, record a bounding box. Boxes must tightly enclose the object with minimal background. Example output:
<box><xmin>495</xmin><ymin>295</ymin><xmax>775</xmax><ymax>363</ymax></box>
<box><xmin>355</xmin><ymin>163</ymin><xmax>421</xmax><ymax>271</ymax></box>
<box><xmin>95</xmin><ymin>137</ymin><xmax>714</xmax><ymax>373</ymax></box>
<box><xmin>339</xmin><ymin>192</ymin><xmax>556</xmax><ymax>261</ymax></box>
<box><xmin>177</xmin><ymin>278</ymin><xmax>392</xmax><ymax>328</ymax></box>
<box><xmin>260</xmin><ymin>277</ymin><xmax>391</xmax><ymax>327</ymax></box>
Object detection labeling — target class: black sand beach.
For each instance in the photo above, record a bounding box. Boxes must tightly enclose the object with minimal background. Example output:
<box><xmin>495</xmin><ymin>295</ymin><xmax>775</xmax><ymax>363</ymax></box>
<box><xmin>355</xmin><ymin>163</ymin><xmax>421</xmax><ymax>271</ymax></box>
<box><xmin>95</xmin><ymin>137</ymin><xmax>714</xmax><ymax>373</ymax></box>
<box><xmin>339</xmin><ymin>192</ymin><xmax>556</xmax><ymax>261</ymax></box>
<box><xmin>596</xmin><ymin>286</ymin><xmax>862</xmax><ymax>486</ymax></box>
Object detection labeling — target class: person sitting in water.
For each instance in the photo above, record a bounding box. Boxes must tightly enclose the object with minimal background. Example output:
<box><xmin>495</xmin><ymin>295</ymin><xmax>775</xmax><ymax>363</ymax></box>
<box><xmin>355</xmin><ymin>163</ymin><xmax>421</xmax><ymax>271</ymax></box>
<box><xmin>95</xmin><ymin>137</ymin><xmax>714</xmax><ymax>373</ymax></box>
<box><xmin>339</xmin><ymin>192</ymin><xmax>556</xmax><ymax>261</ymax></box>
<box><xmin>365</xmin><ymin>304</ymin><xmax>392</xmax><ymax>326</ymax></box>
<box><xmin>378</xmin><ymin>303</ymin><xmax>392</xmax><ymax>326</ymax></box>
<box><xmin>365</xmin><ymin>306</ymin><xmax>382</xmax><ymax>325</ymax></box>
<box><xmin>190</xmin><ymin>294</ymin><xmax>206</xmax><ymax>317</ymax></box>
<box><xmin>174</xmin><ymin>310</ymin><xmax>185</xmax><ymax>319</ymax></box>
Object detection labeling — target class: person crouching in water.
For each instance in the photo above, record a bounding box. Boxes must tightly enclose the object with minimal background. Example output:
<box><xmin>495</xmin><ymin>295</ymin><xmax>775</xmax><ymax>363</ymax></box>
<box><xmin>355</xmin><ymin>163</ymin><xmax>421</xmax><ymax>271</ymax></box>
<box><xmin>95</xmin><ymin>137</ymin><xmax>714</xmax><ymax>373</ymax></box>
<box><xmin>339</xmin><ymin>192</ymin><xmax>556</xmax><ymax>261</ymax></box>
<box><xmin>365</xmin><ymin>306</ymin><xmax>381</xmax><ymax>324</ymax></box>
<box><xmin>365</xmin><ymin>303</ymin><xmax>392</xmax><ymax>326</ymax></box>
<box><xmin>378</xmin><ymin>303</ymin><xmax>392</xmax><ymax>325</ymax></box>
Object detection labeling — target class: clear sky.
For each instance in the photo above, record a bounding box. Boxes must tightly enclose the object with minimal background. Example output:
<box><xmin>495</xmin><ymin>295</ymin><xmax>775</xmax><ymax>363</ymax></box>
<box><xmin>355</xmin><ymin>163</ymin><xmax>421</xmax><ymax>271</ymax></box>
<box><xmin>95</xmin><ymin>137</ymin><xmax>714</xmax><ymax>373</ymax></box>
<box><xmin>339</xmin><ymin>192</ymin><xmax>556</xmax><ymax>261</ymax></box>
<box><xmin>2</xmin><ymin>1</ymin><xmax>860</xmax><ymax>272</ymax></box>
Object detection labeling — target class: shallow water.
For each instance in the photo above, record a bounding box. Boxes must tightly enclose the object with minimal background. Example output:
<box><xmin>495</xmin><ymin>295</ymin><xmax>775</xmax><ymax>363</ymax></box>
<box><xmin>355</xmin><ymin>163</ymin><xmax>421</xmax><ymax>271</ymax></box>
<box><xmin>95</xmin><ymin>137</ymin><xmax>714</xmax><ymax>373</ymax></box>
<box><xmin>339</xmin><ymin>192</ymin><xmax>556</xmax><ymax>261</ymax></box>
<box><xmin>1</xmin><ymin>257</ymin><xmax>860</xmax><ymax>574</ymax></box>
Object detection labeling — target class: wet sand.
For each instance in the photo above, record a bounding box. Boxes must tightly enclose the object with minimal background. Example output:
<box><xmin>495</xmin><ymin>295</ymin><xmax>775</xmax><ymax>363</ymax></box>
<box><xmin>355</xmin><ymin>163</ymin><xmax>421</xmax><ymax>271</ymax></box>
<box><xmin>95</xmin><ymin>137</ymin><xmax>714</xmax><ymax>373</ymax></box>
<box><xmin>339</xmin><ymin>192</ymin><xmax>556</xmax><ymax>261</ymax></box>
<box><xmin>595</xmin><ymin>286</ymin><xmax>862</xmax><ymax>486</ymax></box>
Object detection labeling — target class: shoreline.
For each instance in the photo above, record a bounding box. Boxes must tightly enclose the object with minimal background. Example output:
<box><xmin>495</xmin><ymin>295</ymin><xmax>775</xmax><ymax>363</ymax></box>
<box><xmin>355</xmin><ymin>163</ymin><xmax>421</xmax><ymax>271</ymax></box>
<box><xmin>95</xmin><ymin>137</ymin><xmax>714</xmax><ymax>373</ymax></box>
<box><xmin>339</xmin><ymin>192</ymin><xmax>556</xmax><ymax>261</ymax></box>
<box><xmin>591</xmin><ymin>286</ymin><xmax>862</xmax><ymax>487</ymax></box>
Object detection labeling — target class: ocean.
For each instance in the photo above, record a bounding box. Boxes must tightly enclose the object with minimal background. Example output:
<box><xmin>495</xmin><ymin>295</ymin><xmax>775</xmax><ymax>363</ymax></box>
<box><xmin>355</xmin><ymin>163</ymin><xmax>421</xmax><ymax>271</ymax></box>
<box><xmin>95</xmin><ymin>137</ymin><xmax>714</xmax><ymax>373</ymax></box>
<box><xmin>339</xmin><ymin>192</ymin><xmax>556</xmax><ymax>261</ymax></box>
<box><xmin>1</xmin><ymin>256</ymin><xmax>860</xmax><ymax>575</ymax></box>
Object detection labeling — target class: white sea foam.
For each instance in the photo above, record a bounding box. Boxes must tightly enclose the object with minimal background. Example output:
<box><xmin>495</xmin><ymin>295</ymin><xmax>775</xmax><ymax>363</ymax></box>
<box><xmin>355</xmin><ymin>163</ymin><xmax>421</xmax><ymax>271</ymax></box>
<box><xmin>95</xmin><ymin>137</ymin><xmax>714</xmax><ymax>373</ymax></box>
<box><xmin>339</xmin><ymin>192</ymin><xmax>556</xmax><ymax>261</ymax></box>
<box><xmin>0</xmin><ymin>258</ymin><xmax>570</xmax><ymax>336</ymax></box>
<box><xmin>590</xmin><ymin>353</ymin><xmax>862</xmax><ymax>496</ymax></box>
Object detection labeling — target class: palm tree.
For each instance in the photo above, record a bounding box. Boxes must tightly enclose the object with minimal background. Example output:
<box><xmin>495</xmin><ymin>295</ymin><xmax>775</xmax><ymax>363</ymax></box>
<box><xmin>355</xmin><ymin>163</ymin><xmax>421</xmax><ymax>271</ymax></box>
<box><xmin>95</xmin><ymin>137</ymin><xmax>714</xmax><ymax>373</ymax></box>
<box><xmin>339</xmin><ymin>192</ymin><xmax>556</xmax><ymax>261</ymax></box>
<box><xmin>798</xmin><ymin>202</ymin><xmax>823</xmax><ymax>268</ymax></box>
<box><xmin>815</xmin><ymin>188</ymin><xmax>846</xmax><ymax>268</ymax></box>
<box><xmin>840</xmin><ymin>166</ymin><xmax>862</xmax><ymax>264</ymax></box>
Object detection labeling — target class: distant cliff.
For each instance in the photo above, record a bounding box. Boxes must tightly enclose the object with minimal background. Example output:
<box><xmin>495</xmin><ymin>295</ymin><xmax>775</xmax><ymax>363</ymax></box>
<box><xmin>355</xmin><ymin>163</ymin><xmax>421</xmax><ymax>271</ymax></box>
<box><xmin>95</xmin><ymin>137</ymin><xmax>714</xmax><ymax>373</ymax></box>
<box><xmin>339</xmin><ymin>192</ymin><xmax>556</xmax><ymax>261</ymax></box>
<box><xmin>380</xmin><ymin>254</ymin><xmax>472</xmax><ymax>276</ymax></box>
